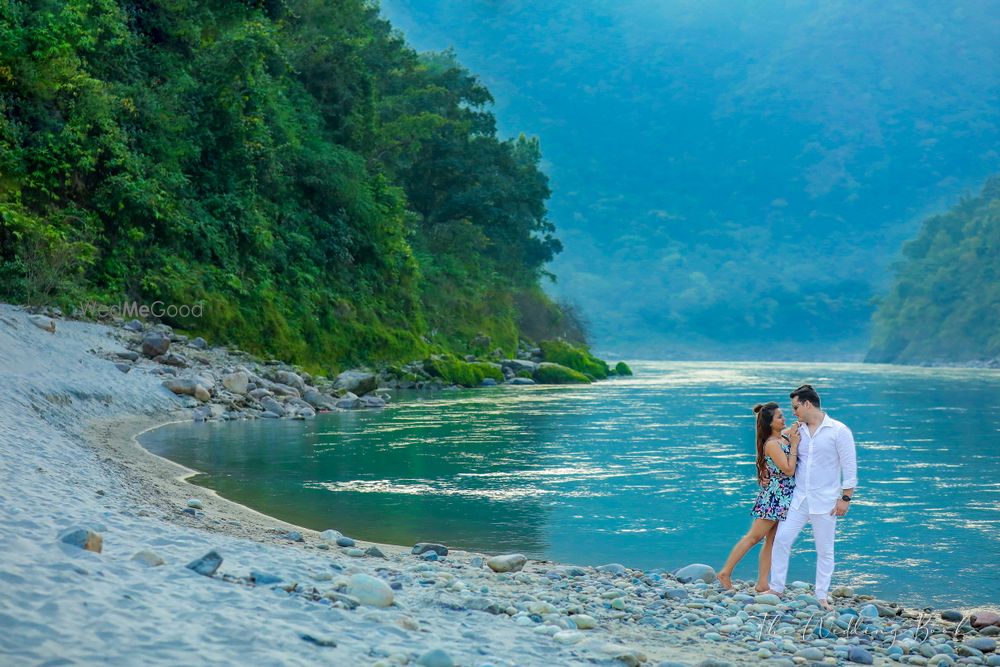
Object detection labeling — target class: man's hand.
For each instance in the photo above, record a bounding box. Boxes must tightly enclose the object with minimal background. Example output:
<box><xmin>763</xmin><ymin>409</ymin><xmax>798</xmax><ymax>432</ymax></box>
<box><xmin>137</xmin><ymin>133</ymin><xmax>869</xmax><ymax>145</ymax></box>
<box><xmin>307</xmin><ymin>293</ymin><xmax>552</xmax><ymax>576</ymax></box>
<box><xmin>831</xmin><ymin>499</ymin><xmax>850</xmax><ymax>517</ymax></box>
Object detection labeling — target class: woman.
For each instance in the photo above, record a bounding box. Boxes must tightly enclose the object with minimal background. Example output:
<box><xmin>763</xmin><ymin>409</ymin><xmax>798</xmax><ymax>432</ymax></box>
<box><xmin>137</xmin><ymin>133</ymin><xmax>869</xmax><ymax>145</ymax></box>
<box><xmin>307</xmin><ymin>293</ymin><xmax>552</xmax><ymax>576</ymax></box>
<box><xmin>716</xmin><ymin>401</ymin><xmax>799</xmax><ymax>592</ymax></box>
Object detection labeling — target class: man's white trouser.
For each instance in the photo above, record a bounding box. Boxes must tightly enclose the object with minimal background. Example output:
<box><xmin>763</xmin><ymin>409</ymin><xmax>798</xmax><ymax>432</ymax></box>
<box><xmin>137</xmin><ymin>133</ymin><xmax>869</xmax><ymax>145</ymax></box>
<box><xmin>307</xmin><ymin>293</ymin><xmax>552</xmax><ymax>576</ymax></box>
<box><xmin>768</xmin><ymin>504</ymin><xmax>838</xmax><ymax>599</ymax></box>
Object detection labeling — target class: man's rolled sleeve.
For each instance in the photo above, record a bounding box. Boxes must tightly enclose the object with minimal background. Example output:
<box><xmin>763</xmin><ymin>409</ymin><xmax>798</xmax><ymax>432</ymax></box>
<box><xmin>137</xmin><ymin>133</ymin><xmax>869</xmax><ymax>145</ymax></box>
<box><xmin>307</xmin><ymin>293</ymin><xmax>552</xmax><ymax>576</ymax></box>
<box><xmin>837</xmin><ymin>425</ymin><xmax>858</xmax><ymax>490</ymax></box>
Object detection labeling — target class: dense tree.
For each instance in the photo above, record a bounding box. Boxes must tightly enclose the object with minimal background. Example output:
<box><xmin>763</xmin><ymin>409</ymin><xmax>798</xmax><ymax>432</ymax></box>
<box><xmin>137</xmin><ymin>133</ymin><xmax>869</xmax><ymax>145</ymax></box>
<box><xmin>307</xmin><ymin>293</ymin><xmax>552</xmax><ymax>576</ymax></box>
<box><xmin>0</xmin><ymin>0</ymin><xmax>570</xmax><ymax>370</ymax></box>
<box><xmin>867</xmin><ymin>176</ymin><xmax>1000</xmax><ymax>364</ymax></box>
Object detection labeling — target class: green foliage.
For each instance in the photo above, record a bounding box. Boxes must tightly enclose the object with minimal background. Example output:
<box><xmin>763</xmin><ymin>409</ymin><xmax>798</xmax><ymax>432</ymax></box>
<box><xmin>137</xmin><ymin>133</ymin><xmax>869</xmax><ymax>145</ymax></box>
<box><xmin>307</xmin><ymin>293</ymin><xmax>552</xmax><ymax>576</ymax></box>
<box><xmin>614</xmin><ymin>361</ymin><xmax>633</xmax><ymax>376</ymax></box>
<box><xmin>423</xmin><ymin>355</ymin><xmax>503</xmax><ymax>387</ymax></box>
<box><xmin>533</xmin><ymin>362</ymin><xmax>591</xmax><ymax>384</ymax></box>
<box><xmin>539</xmin><ymin>339</ymin><xmax>609</xmax><ymax>379</ymax></box>
<box><xmin>868</xmin><ymin>176</ymin><xmax>1000</xmax><ymax>364</ymax></box>
<box><xmin>514</xmin><ymin>286</ymin><xmax>588</xmax><ymax>344</ymax></box>
<box><xmin>0</xmin><ymin>0</ymin><xmax>562</xmax><ymax>368</ymax></box>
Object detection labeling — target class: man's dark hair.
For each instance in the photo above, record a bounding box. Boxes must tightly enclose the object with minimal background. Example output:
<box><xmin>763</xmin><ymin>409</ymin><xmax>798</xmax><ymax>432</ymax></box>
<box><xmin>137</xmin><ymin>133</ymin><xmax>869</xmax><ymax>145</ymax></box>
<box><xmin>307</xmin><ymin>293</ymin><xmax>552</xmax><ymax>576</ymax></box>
<box><xmin>790</xmin><ymin>384</ymin><xmax>821</xmax><ymax>408</ymax></box>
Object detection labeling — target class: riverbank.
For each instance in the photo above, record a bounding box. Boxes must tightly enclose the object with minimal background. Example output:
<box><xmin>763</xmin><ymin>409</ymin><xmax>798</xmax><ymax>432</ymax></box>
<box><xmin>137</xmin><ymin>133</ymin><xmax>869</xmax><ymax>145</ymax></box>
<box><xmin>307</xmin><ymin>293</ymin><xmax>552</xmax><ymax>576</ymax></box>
<box><xmin>1</xmin><ymin>303</ymin><xmax>997</xmax><ymax>666</ymax></box>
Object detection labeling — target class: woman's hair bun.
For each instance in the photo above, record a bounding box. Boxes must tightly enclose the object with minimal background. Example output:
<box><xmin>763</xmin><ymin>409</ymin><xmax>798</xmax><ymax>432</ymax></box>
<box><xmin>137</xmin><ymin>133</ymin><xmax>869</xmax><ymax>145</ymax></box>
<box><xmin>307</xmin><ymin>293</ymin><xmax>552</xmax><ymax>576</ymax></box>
<box><xmin>752</xmin><ymin>403</ymin><xmax>764</xmax><ymax>414</ymax></box>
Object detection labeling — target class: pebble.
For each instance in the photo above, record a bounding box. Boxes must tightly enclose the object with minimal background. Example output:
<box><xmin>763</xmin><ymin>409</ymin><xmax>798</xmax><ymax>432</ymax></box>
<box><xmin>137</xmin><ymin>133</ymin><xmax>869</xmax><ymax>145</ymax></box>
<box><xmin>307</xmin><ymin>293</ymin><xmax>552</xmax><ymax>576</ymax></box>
<box><xmin>674</xmin><ymin>563</ymin><xmax>716</xmax><ymax>584</ymax></box>
<box><xmin>974</xmin><ymin>612</ymin><xmax>1000</xmax><ymax>629</ymax></box>
<box><xmin>185</xmin><ymin>550</ymin><xmax>222</xmax><ymax>576</ymax></box>
<box><xmin>186</xmin><ymin>498</ymin><xmax>203</xmax><ymax>509</ymax></box>
<box><xmin>553</xmin><ymin>630</ymin><xmax>584</xmax><ymax>644</ymax></box>
<box><xmin>941</xmin><ymin>610</ymin><xmax>964</xmax><ymax>622</ymax></box>
<box><xmin>285</xmin><ymin>531</ymin><xmax>304</xmax><ymax>542</ymax></box>
<box><xmin>573</xmin><ymin>614</ymin><xmax>597</xmax><ymax>629</ymax></box>
<box><xmin>967</xmin><ymin>638</ymin><xmax>997</xmax><ymax>652</ymax></box>
<box><xmin>345</xmin><ymin>548</ymin><xmax>365</xmax><ymax>557</ymax></box>
<box><xmin>335</xmin><ymin>536</ymin><xmax>355</xmax><ymax>547</ymax></box>
<box><xmin>347</xmin><ymin>573</ymin><xmax>393</xmax><ymax>607</ymax></box>
<box><xmin>319</xmin><ymin>529</ymin><xmax>342</xmax><ymax>542</ymax></box>
<box><xmin>487</xmin><ymin>554</ymin><xmax>527</xmax><ymax>573</ymax></box>
<box><xmin>416</xmin><ymin>649</ymin><xmax>454</xmax><ymax>667</ymax></box>
<box><xmin>59</xmin><ymin>527</ymin><xmax>103</xmax><ymax>553</ymax></box>
<box><xmin>860</xmin><ymin>604</ymin><xmax>879</xmax><ymax>619</ymax></box>
<box><xmin>250</xmin><ymin>571</ymin><xmax>283</xmax><ymax>585</ymax></box>
<box><xmin>755</xmin><ymin>593</ymin><xmax>782</xmax><ymax>605</ymax></box>
<box><xmin>131</xmin><ymin>550</ymin><xmax>164</xmax><ymax>567</ymax></box>
<box><xmin>848</xmin><ymin>646</ymin><xmax>874</xmax><ymax>664</ymax></box>
<box><xmin>364</xmin><ymin>546</ymin><xmax>386</xmax><ymax>558</ymax></box>
<box><xmin>795</xmin><ymin>647</ymin><xmax>825</xmax><ymax>660</ymax></box>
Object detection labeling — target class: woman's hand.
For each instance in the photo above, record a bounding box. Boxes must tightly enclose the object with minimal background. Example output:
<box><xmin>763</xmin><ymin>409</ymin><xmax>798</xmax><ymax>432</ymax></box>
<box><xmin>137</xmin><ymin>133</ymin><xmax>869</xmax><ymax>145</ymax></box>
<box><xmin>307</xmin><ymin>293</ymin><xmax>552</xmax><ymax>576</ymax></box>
<box><xmin>788</xmin><ymin>422</ymin><xmax>801</xmax><ymax>446</ymax></box>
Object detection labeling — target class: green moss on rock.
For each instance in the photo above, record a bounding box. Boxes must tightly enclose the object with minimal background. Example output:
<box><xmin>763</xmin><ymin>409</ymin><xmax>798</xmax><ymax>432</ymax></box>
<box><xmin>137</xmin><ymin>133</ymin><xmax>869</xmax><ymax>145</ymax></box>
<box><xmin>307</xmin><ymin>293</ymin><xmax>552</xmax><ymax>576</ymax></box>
<box><xmin>533</xmin><ymin>362</ymin><xmax>591</xmax><ymax>384</ymax></box>
<box><xmin>539</xmin><ymin>340</ymin><xmax>609</xmax><ymax>379</ymax></box>
<box><xmin>423</xmin><ymin>355</ymin><xmax>504</xmax><ymax>387</ymax></box>
<box><xmin>614</xmin><ymin>361</ymin><xmax>633</xmax><ymax>376</ymax></box>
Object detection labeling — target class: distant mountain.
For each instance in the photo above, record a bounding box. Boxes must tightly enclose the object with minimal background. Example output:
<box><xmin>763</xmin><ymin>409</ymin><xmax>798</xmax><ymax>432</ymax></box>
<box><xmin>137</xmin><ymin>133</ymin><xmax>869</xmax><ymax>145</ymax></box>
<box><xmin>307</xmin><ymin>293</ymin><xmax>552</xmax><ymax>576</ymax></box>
<box><xmin>867</xmin><ymin>176</ymin><xmax>1000</xmax><ymax>365</ymax></box>
<box><xmin>378</xmin><ymin>0</ymin><xmax>1000</xmax><ymax>359</ymax></box>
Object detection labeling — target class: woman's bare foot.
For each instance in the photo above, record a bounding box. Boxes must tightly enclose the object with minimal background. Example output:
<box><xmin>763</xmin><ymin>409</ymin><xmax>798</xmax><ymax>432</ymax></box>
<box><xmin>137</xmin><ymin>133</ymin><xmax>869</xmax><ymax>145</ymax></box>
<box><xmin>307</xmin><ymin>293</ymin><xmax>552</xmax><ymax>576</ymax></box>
<box><xmin>717</xmin><ymin>571</ymin><xmax>733</xmax><ymax>590</ymax></box>
<box><xmin>756</xmin><ymin>588</ymin><xmax>783</xmax><ymax>597</ymax></box>
<box><xmin>818</xmin><ymin>598</ymin><xmax>834</xmax><ymax>611</ymax></box>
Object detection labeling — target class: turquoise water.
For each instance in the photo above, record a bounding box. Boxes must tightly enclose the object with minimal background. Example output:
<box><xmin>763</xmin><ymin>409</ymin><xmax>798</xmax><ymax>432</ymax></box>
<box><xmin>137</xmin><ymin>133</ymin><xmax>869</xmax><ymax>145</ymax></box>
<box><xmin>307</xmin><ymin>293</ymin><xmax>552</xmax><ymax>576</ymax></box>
<box><xmin>141</xmin><ymin>362</ymin><xmax>1000</xmax><ymax>608</ymax></box>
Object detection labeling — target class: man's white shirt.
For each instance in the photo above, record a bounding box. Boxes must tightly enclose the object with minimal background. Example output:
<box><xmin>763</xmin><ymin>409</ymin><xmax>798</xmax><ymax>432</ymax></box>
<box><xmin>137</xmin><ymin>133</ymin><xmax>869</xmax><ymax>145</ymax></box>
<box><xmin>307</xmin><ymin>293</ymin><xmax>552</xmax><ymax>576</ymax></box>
<box><xmin>790</xmin><ymin>413</ymin><xmax>858</xmax><ymax>514</ymax></box>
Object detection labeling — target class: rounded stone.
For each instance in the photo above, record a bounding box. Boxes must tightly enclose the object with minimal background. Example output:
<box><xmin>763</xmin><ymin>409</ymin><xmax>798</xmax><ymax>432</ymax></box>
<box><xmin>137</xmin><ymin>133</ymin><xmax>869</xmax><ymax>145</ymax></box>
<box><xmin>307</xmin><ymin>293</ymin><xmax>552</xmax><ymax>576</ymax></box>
<box><xmin>347</xmin><ymin>574</ymin><xmax>394</xmax><ymax>607</ymax></box>
<box><xmin>487</xmin><ymin>553</ymin><xmax>527</xmax><ymax>573</ymax></box>
<box><xmin>674</xmin><ymin>563</ymin><xmax>716</xmax><ymax>584</ymax></box>
<box><xmin>416</xmin><ymin>648</ymin><xmax>453</xmax><ymax>667</ymax></box>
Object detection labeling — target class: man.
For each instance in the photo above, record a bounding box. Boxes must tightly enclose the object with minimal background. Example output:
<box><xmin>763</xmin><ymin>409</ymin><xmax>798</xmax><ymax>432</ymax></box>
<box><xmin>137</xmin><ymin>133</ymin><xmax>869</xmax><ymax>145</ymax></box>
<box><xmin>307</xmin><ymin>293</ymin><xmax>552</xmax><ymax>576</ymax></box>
<box><xmin>768</xmin><ymin>384</ymin><xmax>857</xmax><ymax>610</ymax></box>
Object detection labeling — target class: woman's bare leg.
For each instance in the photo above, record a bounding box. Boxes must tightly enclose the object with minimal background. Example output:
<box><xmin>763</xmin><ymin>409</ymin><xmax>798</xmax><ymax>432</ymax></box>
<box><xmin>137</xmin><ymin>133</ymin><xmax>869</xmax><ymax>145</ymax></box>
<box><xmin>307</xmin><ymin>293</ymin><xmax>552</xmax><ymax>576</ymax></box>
<box><xmin>717</xmin><ymin>519</ymin><xmax>775</xmax><ymax>589</ymax></box>
<box><xmin>756</xmin><ymin>522</ymin><xmax>779</xmax><ymax>592</ymax></box>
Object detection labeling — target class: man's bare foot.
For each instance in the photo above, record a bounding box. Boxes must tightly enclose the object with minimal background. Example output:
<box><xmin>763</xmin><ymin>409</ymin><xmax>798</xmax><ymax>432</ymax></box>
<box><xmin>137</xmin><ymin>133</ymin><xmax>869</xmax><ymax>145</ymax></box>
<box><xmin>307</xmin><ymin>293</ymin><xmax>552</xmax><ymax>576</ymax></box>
<box><xmin>818</xmin><ymin>598</ymin><xmax>834</xmax><ymax>611</ymax></box>
<box><xmin>717</xmin><ymin>571</ymin><xmax>733</xmax><ymax>590</ymax></box>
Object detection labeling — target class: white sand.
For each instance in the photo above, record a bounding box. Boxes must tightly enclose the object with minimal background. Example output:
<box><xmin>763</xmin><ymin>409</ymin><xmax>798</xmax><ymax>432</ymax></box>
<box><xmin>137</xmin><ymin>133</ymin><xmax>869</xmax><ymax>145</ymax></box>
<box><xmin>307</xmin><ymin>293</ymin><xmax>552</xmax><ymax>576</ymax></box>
<box><xmin>0</xmin><ymin>304</ymin><xmax>764</xmax><ymax>666</ymax></box>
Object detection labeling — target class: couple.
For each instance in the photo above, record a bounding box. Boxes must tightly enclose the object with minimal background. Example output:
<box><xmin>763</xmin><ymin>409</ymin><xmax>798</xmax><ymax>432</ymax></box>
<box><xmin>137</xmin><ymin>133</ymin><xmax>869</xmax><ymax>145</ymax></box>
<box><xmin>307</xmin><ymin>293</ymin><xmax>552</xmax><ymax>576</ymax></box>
<box><xmin>716</xmin><ymin>384</ymin><xmax>858</xmax><ymax>611</ymax></box>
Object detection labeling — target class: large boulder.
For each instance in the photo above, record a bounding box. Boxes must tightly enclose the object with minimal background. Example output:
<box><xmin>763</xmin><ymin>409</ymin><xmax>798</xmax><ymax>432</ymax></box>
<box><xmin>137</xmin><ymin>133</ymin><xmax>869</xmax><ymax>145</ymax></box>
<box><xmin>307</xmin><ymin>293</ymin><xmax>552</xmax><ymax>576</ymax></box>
<box><xmin>141</xmin><ymin>332</ymin><xmax>171</xmax><ymax>358</ymax></box>
<box><xmin>153</xmin><ymin>352</ymin><xmax>189</xmax><ymax>368</ymax></box>
<box><xmin>29</xmin><ymin>315</ymin><xmax>56</xmax><ymax>333</ymax></box>
<box><xmin>303</xmin><ymin>389</ymin><xmax>337</xmax><ymax>411</ymax></box>
<box><xmin>271</xmin><ymin>370</ymin><xmax>306</xmax><ymax>392</ymax></box>
<box><xmin>334</xmin><ymin>370</ymin><xmax>377</xmax><ymax>396</ymax></box>
<box><xmin>533</xmin><ymin>362</ymin><xmax>591</xmax><ymax>385</ymax></box>
<box><xmin>163</xmin><ymin>378</ymin><xmax>211</xmax><ymax>402</ymax></box>
<box><xmin>502</xmin><ymin>359</ymin><xmax>539</xmax><ymax>374</ymax></box>
<box><xmin>260</xmin><ymin>396</ymin><xmax>286</xmax><ymax>417</ymax></box>
<box><xmin>266</xmin><ymin>382</ymin><xmax>300</xmax><ymax>398</ymax></box>
<box><xmin>222</xmin><ymin>371</ymin><xmax>249</xmax><ymax>395</ymax></box>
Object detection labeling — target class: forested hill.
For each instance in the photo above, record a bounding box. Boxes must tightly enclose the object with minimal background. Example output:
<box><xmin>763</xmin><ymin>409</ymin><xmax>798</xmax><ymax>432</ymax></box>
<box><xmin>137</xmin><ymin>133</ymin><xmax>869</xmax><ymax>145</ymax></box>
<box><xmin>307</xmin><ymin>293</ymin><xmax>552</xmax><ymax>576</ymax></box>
<box><xmin>379</xmin><ymin>0</ymin><xmax>1000</xmax><ymax>360</ymax></box>
<box><xmin>867</xmin><ymin>177</ymin><xmax>1000</xmax><ymax>365</ymax></box>
<box><xmin>0</xmin><ymin>0</ymin><xmax>577</xmax><ymax>370</ymax></box>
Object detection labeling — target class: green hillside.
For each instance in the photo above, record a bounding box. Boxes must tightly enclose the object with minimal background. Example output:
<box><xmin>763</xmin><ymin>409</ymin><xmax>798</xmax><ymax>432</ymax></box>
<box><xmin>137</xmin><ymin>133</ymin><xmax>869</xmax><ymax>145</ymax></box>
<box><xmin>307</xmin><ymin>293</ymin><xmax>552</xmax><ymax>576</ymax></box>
<box><xmin>0</xmin><ymin>0</ymin><xmax>573</xmax><ymax>371</ymax></box>
<box><xmin>867</xmin><ymin>177</ymin><xmax>1000</xmax><ymax>365</ymax></box>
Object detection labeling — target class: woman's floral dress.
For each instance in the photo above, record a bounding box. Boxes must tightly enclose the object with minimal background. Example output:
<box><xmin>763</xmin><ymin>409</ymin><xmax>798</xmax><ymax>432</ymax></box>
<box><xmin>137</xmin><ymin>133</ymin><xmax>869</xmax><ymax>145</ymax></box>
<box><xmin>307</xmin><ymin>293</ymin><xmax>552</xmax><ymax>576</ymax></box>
<box><xmin>751</xmin><ymin>438</ymin><xmax>795</xmax><ymax>521</ymax></box>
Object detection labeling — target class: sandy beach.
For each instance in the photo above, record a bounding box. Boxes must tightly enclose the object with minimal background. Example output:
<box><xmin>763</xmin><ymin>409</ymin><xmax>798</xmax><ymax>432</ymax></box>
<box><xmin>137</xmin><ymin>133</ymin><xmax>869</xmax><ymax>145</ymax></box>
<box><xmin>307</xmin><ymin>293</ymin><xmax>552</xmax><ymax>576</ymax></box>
<box><xmin>1</xmin><ymin>303</ymin><xmax>997</xmax><ymax>667</ymax></box>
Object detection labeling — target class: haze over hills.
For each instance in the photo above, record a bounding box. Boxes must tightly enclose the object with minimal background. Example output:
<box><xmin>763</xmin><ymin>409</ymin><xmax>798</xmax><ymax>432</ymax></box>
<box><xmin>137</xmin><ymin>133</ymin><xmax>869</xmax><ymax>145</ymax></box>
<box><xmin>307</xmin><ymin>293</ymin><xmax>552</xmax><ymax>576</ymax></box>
<box><xmin>378</xmin><ymin>0</ymin><xmax>1000</xmax><ymax>360</ymax></box>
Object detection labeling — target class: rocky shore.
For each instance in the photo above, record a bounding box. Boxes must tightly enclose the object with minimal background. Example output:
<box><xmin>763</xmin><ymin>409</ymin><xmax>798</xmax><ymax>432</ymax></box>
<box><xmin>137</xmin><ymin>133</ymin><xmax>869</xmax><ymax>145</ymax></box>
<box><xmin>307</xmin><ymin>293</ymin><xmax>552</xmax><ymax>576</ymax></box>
<box><xmin>0</xmin><ymin>303</ymin><xmax>997</xmax><ymax>666</ymax></box>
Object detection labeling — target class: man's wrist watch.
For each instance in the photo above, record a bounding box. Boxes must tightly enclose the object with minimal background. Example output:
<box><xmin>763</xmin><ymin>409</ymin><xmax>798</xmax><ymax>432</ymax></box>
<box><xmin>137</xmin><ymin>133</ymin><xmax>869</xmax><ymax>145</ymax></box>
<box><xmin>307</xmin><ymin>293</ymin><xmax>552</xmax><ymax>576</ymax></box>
<box><xmin>841</xmin><ymin>495</ymin><xmax>852</xmax><ymax>502</ymax></box>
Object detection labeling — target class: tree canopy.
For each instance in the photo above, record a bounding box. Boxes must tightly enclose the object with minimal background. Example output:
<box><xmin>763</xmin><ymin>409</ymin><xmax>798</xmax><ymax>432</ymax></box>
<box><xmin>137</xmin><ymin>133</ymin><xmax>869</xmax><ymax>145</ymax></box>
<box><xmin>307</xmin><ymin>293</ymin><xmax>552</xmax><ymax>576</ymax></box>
<box><xmin>867</xmin><ymin>176</ymin><xmax>1000</xmax><ymax>364</ymax></box>
<box><xmin>0</xmin><ymin>0</ymin><xmax>569</xmax><ymax>369</ymax></box>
